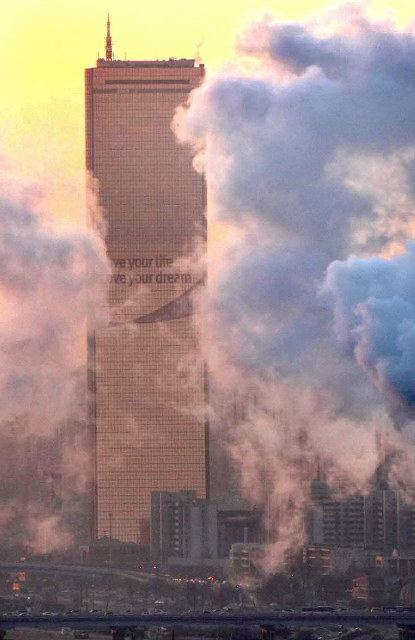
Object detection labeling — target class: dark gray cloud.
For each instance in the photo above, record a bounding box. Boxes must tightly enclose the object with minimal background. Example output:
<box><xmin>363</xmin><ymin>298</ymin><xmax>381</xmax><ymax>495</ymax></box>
<box><xmin>177</xmin><ymin>47</ymin><xmax>415</xmax><ymax>265</ymax></box>
<box><xmin>237</xmin><ymin>20</ymin><xmax>354</xmax><ymax>78</ymax></box>
<box><xmin>237</xmin><ymin>11</ymin><xmax>415</xmax><ymax>84</ymax></box>
<box><xmin>209</xmin><ymin>246</ymin><xmax>329</xmax><ymax>370</ymax></box>
<box><xmin>175</xmin><ymin>5</ymin><xmax>415</xmax><ymax>568</ymax></box>
<box><xmin>324</xmin><ymin>243</ymin><xmax>415</xmax><ymax>406</ymax></box>
<box><xmin>175</xmin><ymin>5</ymin><xmax>415</xmax><ymax>395</ymax></box>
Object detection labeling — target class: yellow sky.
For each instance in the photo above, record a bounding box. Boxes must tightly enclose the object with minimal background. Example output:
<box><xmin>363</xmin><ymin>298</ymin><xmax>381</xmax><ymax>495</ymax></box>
<box><xmin>1</xmin><ymin>0</ymin><xmax>414</xmax><ymax>227</ymax></box>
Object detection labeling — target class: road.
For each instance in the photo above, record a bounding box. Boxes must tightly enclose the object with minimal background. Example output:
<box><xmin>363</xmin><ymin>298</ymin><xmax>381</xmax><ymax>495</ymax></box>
<box><xmin>0</xmin><ymin>562</ymin><xmax>152</xmax><ymax>584</ymax></box>
<box><xmin>1</xmin><ymin>611</ymin><xmax>415</xmax><ymax>632</ymax></box>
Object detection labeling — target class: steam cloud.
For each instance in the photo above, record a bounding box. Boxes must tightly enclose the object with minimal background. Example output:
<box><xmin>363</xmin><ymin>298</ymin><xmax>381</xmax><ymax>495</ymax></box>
<box><xmin>0</xmin><ymin>172</ymin><xmax>110</xmax><ymax>553</ymax></box>
<box><xmin>174</xmin><ymin>3</ymin><xmax>415</xmax><ymax>570</ymax></box>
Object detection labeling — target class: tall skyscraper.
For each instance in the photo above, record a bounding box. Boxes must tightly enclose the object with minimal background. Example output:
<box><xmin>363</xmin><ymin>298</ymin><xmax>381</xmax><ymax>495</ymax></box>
<box><xmin>85</xmin><ymin>19</ymin><xmax>208</xmax><ymax>543</ymax></box>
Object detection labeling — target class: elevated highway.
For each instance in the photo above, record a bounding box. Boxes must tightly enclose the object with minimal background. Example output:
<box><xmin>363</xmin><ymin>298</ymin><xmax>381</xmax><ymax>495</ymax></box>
<box><xmin>0</xmin><ymin>561</ymin><xmax>151</xmax><ymax>583</ymax></box>
<box><xmin>1</xmin><ymin>611</ymin><xmax>415</xmax><ymax>639</ymax></box>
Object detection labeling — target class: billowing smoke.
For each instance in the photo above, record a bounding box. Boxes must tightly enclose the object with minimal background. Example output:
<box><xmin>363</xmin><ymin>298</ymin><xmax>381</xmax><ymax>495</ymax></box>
<box><xmin>0</xmin><ymin>171</ymin><xmax>110</xmax><ymax>553</ymax></box>
<box><xmin>174</xmin><ymin>3</ymin><xmax>415</xmax><ymax>570</ymax></box>
<box><xmin>324</xmin><ymin>244</ymin><xmax>415</xmax><ymax>406</ymax></box>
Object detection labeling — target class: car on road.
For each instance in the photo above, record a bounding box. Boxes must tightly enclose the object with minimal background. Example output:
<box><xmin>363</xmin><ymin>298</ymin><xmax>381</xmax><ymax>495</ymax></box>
<box><xmin>302</xmin><ymin>607</ymin><xmax>335</xmax><ymax>613</ymax></box>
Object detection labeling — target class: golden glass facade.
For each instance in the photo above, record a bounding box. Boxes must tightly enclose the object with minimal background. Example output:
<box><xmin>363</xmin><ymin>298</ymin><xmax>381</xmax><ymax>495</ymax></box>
<box><xmin>85</xmin><ymin>59</ymin><xmax>207</xmax><ymax>542</ymax></box>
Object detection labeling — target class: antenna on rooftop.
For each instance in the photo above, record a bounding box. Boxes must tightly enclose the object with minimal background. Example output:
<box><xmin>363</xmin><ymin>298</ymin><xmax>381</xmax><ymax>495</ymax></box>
<box><xmin>106</xmin><ymin>14</ymin><xmax>113</xmax><ymax>61</ymax></box>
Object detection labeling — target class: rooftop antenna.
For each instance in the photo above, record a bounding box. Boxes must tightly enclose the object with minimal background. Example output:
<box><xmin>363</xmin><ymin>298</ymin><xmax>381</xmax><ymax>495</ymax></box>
<box><xmin>106</xmin><ymin>14</ymin><xmax>113</xmax><ymax>61</ymax></box>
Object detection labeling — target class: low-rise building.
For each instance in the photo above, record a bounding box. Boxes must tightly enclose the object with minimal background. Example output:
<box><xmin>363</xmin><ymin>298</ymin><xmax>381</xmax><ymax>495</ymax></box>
<box><xmin>229</xmin><ymin>542</ymin><xmax>265</xmax><ymax>576</ymax></box>
<box><xmin>308</xmin><ymin>486</ymin><xmax>415</xmax><ymax>551</ymax></box>
<box><xmin>150</xmin><ymin>491</ymin><xmax>217</xmax><ymax>562</ymax></box>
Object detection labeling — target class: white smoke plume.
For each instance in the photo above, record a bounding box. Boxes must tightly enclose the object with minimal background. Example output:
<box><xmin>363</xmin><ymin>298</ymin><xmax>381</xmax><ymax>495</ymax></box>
<box><xmin>0</xmin><ymin>175</ymin><xmax>109</xmax><ymax>431</ymax></box>
<box><xmin>27</xmin><ymin>513</ymin><xmax>74</xmax><ymax>555</ymax></box>
<box><xmin>174</xmin><ymin>3</ymin><xmax>415</xmax><ymax>570</ymax></box>
<box><xmin>0</xmin><ymin>170</ymin><xmax>110</xmax><ymax>553</ymax></box>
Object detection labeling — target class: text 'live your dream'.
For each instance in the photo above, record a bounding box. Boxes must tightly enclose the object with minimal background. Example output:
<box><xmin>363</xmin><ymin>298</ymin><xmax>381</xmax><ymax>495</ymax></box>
<box><xmin>111</xmin><ymin>255</ymin><xmax>193</xmax><ymax>286</ymax></box>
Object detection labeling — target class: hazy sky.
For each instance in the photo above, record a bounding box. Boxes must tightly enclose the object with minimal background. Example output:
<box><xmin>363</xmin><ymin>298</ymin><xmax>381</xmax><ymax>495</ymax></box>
<box><xmin>2</xmin><ymin>0</ymin><xmax>413</xmax><ymax>207</ymax></box>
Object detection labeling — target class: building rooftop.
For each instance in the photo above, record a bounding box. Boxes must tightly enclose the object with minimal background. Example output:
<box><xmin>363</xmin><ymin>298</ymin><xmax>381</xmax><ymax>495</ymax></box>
<box><xmin>96</xmin><ymin>58</ymin><xmax>200</xmax><ymax>68</ymax></box>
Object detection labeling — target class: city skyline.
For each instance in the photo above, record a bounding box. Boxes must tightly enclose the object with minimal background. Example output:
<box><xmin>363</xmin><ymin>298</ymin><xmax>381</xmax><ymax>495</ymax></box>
<box><xmin>2</xmin><ymin>2</ymin><xmax>415</xmax><ymax>567</ymax></box>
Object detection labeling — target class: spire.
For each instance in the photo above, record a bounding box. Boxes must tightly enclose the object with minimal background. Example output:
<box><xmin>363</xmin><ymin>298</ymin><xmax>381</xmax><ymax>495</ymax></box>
<box><xmin>106</xmin><ymin>14</ymin><xmax>113</xmax><ymax>61</ymax></box>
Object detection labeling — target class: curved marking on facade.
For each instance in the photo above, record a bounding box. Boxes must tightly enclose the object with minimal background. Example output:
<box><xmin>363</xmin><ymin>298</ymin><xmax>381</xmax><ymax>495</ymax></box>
<box><xmin>133</xmin><ymin>276</ymin><xmax>205</xmax><ymax>324</ymax></box>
